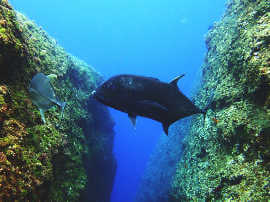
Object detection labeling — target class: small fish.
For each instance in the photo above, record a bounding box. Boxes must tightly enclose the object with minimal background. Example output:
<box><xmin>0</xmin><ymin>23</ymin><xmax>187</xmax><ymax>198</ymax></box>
<box><xmin>28</xmin><ymin>73</ymin><xmax>66</xmax><ymax>123</ymax></box>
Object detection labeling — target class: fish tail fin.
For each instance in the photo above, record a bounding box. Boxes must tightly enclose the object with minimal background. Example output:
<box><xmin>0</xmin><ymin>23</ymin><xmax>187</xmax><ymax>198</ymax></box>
<box><xmin>39</xmin><ymin>108</ymin><xmax>46</xmax><ymax>124</ymax></box>
<box><xmin>60</xmin><ymin>102</ymin><xmax>66</xmax><ymax>118</ymax></box>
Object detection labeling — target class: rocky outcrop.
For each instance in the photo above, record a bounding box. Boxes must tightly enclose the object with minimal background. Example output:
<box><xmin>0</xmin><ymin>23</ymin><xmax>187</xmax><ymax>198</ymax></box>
<box><xmin>170</xmin><ymin>0</ymin><xmax>270</xmax><ymax>201</ymax></box>
<box><xmin>0</xmin><ymin>1</ymin><xmax>116</xmax><ymax>201</ymax></box>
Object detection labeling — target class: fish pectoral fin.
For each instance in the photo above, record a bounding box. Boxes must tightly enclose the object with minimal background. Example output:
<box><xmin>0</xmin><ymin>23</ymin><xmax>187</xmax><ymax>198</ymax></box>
<box><xmin>162</xmin><ymin>122</ymin><xmax>169</xmax><ymax>135</ymax></box>
<box><xmin>169</xmin><ymin>74</ymin><xmax>185</xmax><ymax>88</ymax></box>
<box><xmin>39</xmin><ymin>108</ymin><xmax>46</xmax><ymax>124</ymax></box>
<box><xmin>128</xmin><ymin>113</ymin><xmax>137</xmax><ymax>129</ymax></box>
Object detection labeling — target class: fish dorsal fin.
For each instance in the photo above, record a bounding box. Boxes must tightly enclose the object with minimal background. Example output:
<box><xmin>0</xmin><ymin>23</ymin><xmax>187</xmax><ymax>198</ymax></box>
<box><xmin>162</xmin><ymin>122</ymin><xmax>169</xmax><ymax>135</ymax></box>
<box><xmin>169</xmin><ymin>74</ymin><xmax>185</xmax><ymax>88</ymax></box>
<box><xmin>128</xmin><ymin>113</ymin><xmax>137</xmax><ymax>129</ymax></box>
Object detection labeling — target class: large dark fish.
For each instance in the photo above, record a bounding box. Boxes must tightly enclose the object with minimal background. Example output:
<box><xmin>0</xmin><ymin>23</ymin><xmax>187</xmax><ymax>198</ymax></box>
<box><xmin>93</xmin><ymin>74</ymin><xmax>206</xmax><ymax>135</ymax></box>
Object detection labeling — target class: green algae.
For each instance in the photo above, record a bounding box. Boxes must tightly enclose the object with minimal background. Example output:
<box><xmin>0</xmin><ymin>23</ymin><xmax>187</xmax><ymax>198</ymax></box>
<box><xmin>170</xmin><ymin>0</ymin><xmax>270</xmax><ymax>201</ymax></box>
<box><xmin>0</xmin><ymin>1</ymin><xmax>115</xmax><ymax>201</ymax></box>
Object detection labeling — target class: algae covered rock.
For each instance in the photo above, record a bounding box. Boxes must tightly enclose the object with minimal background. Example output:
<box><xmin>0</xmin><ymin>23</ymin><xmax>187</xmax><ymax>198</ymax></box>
<box><xmin>135</xmin><ymin>118</ymin><xmax>190</xmax><ymax>202</ymax></box>
<box><xmin>0</xmin><ymin>1</ymin><xmax>116</xmax><ymax>201</ymax></box>
<box><xmin>170</xmin><ymin>0</ymin><xmax>270</xmax><ymax>201</ymax></box>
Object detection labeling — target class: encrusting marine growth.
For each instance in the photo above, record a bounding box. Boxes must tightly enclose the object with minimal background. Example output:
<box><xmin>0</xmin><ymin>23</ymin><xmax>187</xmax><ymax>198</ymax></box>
<box><xmin>169</xmin><ymin>0</ymin><xmax>270</xmax><ymax>201</ymax></box>
<box><xmin>0</xmin><ymin>1</ymin><xmax>116</xmax><ymax>201</ymax></box>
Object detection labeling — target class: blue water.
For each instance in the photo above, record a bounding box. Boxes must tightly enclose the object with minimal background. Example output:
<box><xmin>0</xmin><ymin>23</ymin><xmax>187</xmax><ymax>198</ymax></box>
<box><xmin>10</xmin><ymin>0</ymin><xmax>226</xmax><ymax>201</ymax></box>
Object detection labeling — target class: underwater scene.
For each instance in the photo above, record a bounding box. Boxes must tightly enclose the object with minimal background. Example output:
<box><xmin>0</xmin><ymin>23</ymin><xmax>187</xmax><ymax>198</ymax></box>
<box><xmin>0</xmin><ymin>0</ymin><xmax>269</xmax><ymax>201</ymax></box>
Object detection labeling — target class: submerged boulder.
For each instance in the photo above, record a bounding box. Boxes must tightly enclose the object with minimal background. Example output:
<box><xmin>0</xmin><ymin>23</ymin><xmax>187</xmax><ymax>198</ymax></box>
<box><xmin>0</xmin><ymin>1</ymin><xmax>116</xmax><ymax>201</ymax></box>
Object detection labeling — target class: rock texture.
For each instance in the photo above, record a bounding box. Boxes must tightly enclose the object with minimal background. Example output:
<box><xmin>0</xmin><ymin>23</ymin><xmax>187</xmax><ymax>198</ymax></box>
<box><xmin>135</xmin><ymin>118</ymin><xmax>190</xmax><ymax>202</ymax></box>
<box><xmin>0</xmin><ymin>1</ymin><xmax>116</xmax><ymax>201</ymax></box>
<box><xmin>170</xmin><ymin>0</ymin><xmax>270</xmax><ymax>201</ymax></box>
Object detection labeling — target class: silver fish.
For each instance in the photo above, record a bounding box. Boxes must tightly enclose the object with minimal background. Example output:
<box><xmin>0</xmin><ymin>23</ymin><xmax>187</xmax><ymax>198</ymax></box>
<box><xmin>29</xmin><ymin>73</ymin><xmax>66</xmax><ymax>123</ymax></box>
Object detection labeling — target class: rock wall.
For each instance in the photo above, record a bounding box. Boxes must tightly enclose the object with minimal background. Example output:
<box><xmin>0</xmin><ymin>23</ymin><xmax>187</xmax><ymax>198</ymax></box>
<box><xmin>135</xmin><ymin>118</ymin><xmax>190</xmax><ymax>202</ymax></box>
<box><xmin>170</xmin><ymin>0</ymin><xmax>270</xmax><ymax>201</ymax></box>
<box><xmin>0</xmin><ymin>1</ymin><xmax>116</xmax><ymax>201</ymax></box>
